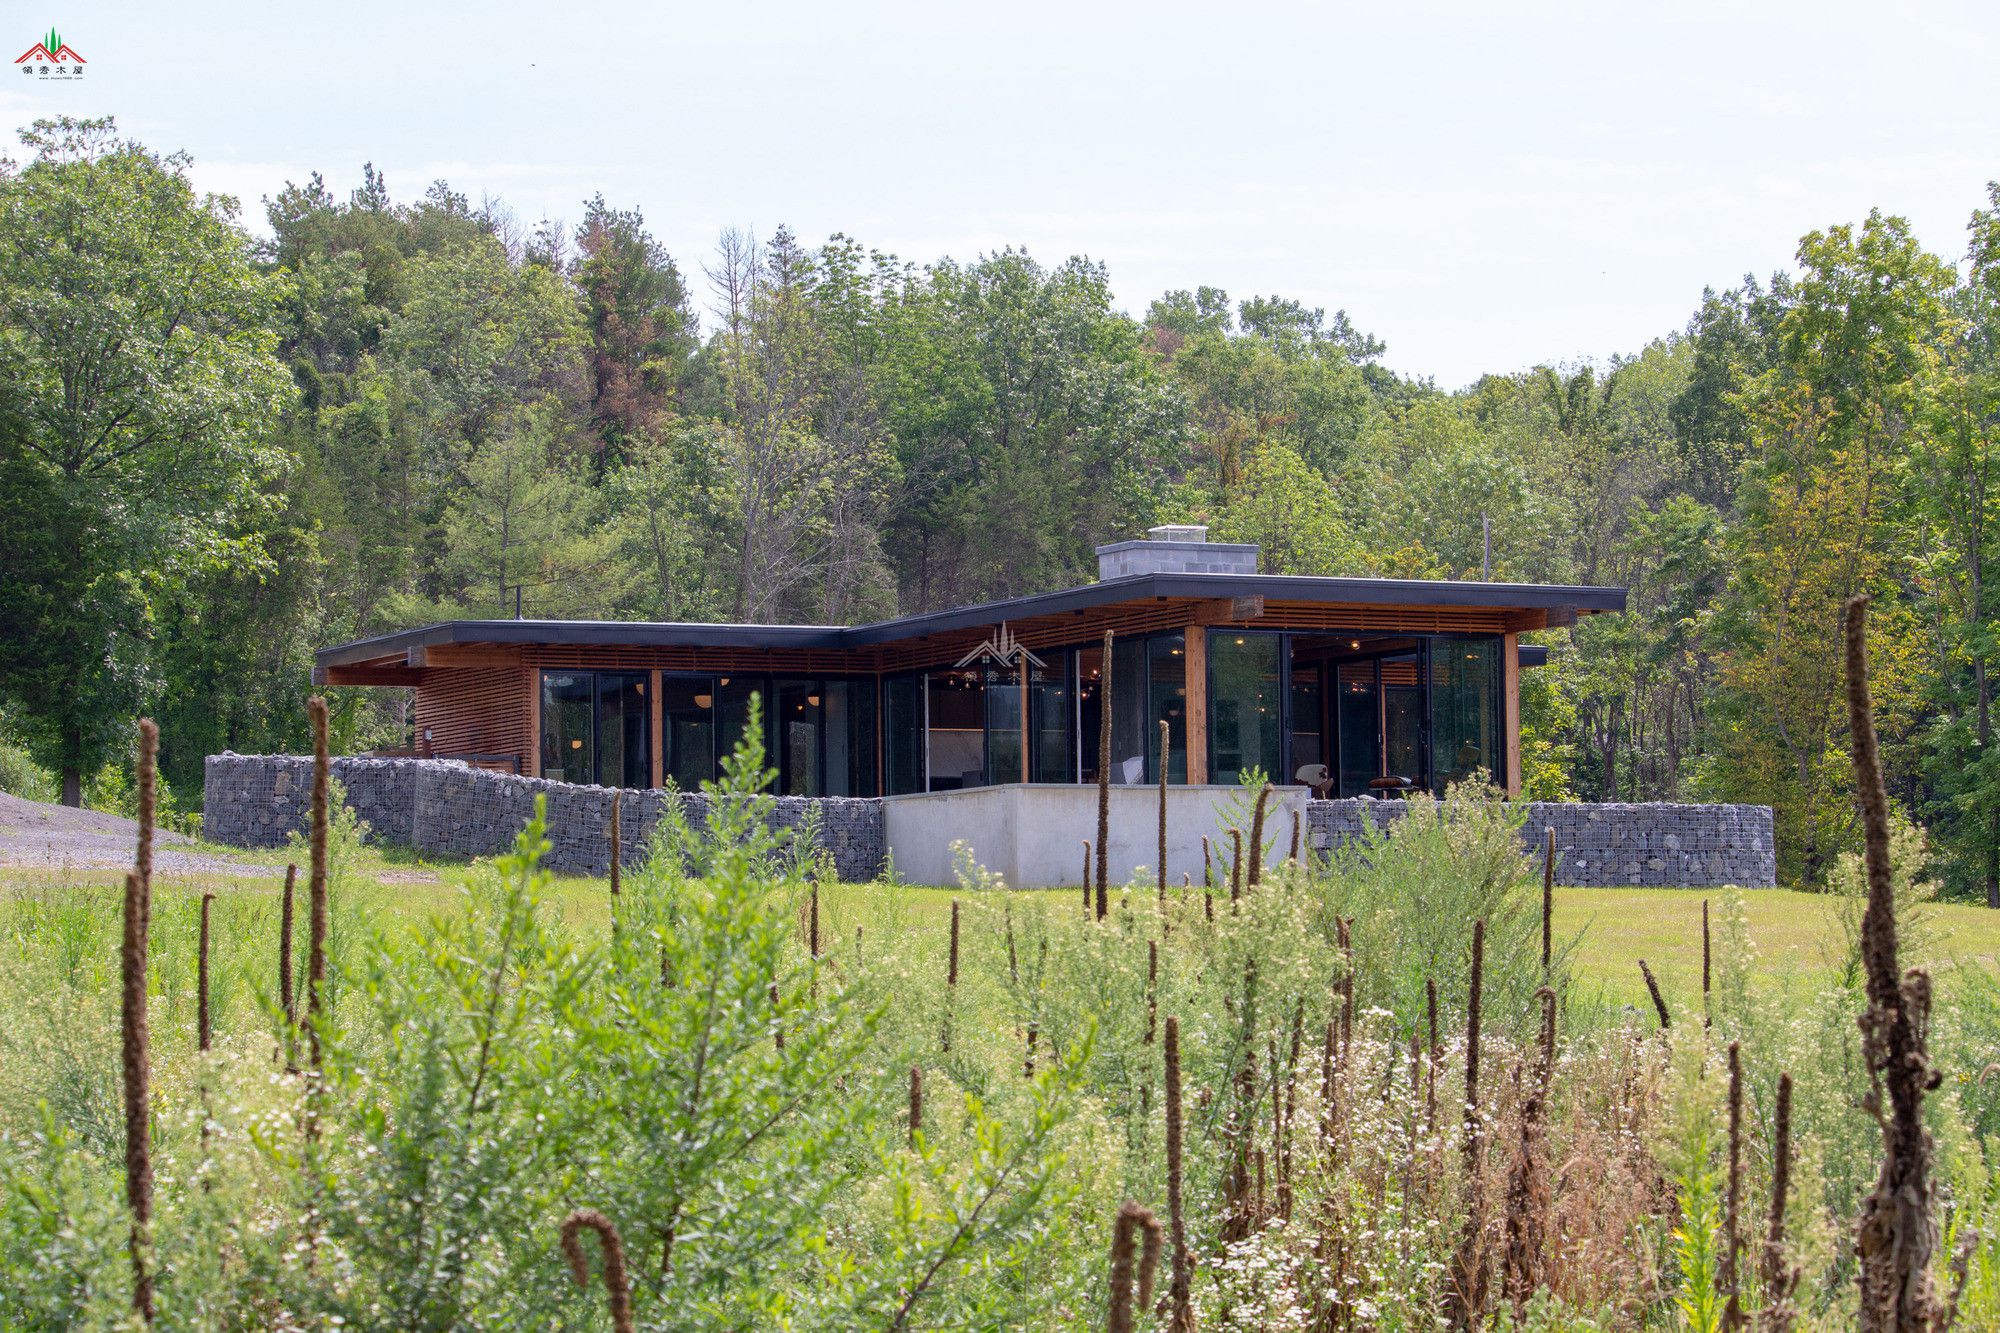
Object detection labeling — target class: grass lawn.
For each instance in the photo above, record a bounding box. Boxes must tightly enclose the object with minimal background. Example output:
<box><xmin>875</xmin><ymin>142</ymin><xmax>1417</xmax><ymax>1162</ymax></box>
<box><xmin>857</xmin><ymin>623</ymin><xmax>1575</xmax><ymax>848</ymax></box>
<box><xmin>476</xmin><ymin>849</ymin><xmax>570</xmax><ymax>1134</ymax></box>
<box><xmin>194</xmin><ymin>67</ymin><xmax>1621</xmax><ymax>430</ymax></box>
<box><xmin>10</xmin><ymin>839</ymin><xmax>2000</xmax><ymax>1021</ymax></box>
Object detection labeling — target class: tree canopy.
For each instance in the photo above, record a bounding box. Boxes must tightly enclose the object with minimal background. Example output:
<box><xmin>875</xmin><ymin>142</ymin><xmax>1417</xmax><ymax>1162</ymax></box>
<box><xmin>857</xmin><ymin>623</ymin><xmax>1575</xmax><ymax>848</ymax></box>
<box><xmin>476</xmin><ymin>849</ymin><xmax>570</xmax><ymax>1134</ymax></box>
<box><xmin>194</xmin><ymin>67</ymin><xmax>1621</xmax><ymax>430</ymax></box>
<box><xmin>4</xmin><ymin>117</ymin><xmax>1998</xmax><ymax>897</ymax></box>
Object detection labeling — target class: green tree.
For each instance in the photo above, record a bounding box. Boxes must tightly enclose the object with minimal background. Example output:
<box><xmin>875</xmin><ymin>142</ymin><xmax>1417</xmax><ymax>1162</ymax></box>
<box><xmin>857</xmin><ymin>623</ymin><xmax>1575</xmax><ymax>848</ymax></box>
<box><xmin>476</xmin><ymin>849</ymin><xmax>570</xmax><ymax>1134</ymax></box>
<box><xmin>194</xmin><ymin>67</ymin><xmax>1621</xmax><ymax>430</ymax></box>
<box><xmin>427</xmin><ymin>403</ymin><xmax>608</xmax><ymax>619</ymax></box>
<box><xmin>1708</xmin><ymin>211</ymin><xmax>1953</xmax><ymax>882</ymax></box>
<box><xmin>0</xmin><ymin>117</ymin><xmax>291</xmax><ymax>803</ymax></box>
<box><xmin>570</xmin><ymin>194</ymin><xmax>697</xmax><ymax>456</ymax></box>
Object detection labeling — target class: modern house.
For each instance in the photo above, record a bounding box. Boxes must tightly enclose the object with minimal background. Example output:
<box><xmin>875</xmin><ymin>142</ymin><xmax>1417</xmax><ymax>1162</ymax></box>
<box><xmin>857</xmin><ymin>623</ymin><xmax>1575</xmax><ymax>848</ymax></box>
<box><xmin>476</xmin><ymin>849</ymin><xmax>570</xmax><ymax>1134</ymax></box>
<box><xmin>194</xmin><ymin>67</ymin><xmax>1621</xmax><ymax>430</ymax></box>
<box><xmin>312</xmin><ymin>527</ymin><xmax>1623</xmax><ymax>801</ymax></box>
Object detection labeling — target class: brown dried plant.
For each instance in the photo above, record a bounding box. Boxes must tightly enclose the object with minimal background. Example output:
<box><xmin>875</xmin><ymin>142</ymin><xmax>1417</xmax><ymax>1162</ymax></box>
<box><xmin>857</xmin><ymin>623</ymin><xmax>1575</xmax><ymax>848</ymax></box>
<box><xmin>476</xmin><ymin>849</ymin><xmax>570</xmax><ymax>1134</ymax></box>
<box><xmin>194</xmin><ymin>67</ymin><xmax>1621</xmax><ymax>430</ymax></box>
<box><xmin>1246</xmin><ymin>784</ymin><xmax>1272</xmax><ymax>887</ymax></box>
<box><xmin>1724</xmin><ymin>1040</ymin><xmax>1745</xmax><ymax>1329</ymax></box>
<box><xmin>1761</xmin><ymin>1071</ymin><xmax>1801</xmax><ymax>1332</ymax></box>
<box><xmin>123</xmin><ymin>717</ymin><xmax>159</xmax><ymax>1324</ymax></box>
<box><xmin>608</xmin><ymin>790</ymin><xmax>622</xmax><ymax>906</ymax></box>
<box><xmin>1542</xmin><ymin>826</ymin><xmax>1555</xmax><ymax>975</ymax></box>
<box><xmin>1452</xmin><ymin>917</ymin><xmax>1489</xmax><ymax>1329</ymax></box>
<box><xmin>1164</xmin><ymin>1015</ymin><xmax>1196</xmax><ymax>1333</ymax></box>
<box><xmin>1847</xmin><ymin>594</ymin><xmax>1950</xmax><ymax>1332</ymax></box>
<box><xmin>560</xmin><ymin>1208</ymin><xmax>636</xmax><ymax>1333</ymax></box>
<box><xmin>306</xmin><ymin>696</ymin><xmax>331</xmax><ymax>1074</ymax></box>
<box><xmin>279</xmin><ymin>862</ymin><xmax>298</xmax><ymax>1034</ymax></box>
<box><xmin>198</xmin><ymin>891</ymin><xmax>216</xmax><ymax>1052</ymax></box>
<box><xmin>1108</xmin><ymin>1200</ymin><xmax>1164</xmax><ymax>1333</ymax></box>
<box><xmin>1639</xmin><ymin>959</ymin><xmax>1671</xmax><ymax>1030</ymax></box>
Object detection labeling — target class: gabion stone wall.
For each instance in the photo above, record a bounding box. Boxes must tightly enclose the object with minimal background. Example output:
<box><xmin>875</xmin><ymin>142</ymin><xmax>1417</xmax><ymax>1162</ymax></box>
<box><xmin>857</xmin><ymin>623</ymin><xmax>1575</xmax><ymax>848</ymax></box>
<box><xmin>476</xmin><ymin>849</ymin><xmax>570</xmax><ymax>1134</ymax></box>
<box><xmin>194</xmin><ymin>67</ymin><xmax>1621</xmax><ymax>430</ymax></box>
<box><xmin>1304</xmin><ymin>798</ymin><xmax>1776</xmax><ymax>888</ymax></box>
<box><xmin>203</xmin><ymin>753</ymin><xmax>886</xmax><ymax>882</ymax></box>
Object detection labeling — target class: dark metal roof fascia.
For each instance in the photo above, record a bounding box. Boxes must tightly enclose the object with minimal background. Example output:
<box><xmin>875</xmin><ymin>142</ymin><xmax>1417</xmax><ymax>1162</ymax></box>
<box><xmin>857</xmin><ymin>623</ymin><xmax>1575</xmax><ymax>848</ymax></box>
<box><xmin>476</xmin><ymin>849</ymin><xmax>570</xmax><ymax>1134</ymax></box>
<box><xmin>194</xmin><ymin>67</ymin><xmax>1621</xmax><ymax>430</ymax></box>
<box><xmin>316</xmin><ymin>576</ymin><xmax>1626</xmax><ymax>666</ymax></box>
<box><xmin>315</xmin><ymin>618</ymin><xmax>847</xmax><ymax>667</ymax></box>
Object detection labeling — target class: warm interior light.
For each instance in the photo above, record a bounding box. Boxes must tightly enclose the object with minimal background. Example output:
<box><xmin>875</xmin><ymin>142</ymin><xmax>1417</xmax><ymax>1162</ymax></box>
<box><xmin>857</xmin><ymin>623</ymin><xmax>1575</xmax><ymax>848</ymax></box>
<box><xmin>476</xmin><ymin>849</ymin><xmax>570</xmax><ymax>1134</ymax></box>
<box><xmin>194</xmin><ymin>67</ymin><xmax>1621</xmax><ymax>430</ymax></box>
<box><xmin>1235</xmin><ymin>637</ymin><xmax>1245</xmax><ymax>645</ymax></box>
<box><xmin>807</xmin><ymin>694</ymin><xmax>820</xmax><ymax>707</ymax></box>
<box><xmin>570</xmin><ymin>739</ymin><xmax>583</xmax><ymax>750</ymax></box>
<box><xmin>694</xmin><ymin>693</ymin><xmax>712</xmax><ymax>710</ymax></box>
<box><xmin>1350</xmin><ymin>640</ymin><xmax>1360</xmax><ymax>649</ymax></box>
<box><xmin>719</xmin><ymin>676</ymin><xmax>731</xmax><ymax>686</ymax></box>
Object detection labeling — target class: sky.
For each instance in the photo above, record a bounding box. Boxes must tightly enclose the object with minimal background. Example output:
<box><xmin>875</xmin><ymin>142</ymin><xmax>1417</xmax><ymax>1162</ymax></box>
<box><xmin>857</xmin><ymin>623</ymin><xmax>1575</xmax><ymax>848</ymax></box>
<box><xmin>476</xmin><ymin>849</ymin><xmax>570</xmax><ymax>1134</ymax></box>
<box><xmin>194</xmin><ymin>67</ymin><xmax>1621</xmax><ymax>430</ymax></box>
<box><xmin>6</xmin><ymin>0</ymin><xmax>1998</xmax><ymax>387</ymax></box>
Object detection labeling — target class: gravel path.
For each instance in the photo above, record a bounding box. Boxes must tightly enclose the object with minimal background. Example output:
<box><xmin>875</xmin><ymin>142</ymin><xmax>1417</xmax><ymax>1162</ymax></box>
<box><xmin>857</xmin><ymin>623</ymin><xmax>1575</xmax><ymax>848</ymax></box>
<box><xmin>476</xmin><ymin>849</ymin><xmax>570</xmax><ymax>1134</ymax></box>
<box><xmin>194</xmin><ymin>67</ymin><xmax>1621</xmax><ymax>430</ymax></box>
<box><xmin>0</xmin><ymin>791</ymin><xmax>279</xmax><ymax>877</ymax></box>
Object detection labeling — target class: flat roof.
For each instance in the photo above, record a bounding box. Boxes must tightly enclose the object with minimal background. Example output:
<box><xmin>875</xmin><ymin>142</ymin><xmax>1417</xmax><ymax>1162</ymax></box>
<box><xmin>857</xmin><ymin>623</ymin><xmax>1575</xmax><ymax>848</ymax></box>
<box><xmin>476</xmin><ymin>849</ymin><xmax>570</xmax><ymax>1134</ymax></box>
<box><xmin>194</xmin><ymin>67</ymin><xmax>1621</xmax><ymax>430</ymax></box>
<box><xmin>315</xmin><ymin>570</ymin><xmax>1624</xmax><ymax>667</ymax></box>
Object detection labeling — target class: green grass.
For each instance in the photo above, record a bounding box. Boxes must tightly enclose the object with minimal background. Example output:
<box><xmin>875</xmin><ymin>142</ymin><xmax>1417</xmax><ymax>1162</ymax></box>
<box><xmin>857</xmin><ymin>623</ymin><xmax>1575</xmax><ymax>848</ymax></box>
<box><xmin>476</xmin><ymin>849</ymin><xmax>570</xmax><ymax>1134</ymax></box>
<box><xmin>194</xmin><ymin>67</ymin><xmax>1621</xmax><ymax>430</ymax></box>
<box><xmin>14</xmin><ymin>845</ymin><xmax>1998</xmax><ymax>1019</ymax></box>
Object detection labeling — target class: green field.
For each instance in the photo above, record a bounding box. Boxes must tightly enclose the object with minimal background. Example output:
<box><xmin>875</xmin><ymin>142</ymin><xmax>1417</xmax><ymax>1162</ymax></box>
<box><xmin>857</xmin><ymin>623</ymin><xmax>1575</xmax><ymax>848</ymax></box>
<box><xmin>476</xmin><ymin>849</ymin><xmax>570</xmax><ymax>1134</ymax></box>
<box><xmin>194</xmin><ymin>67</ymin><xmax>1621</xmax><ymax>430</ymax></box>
<box><xmin>7</xmin><ymin>813</ymin><xmax>1999</xmax><ymax>1330</ymax></box>
<box><xmin>11</xmin><ymin>842</ymin><xmax>1999</xmax><ymax>1013</ymax></box>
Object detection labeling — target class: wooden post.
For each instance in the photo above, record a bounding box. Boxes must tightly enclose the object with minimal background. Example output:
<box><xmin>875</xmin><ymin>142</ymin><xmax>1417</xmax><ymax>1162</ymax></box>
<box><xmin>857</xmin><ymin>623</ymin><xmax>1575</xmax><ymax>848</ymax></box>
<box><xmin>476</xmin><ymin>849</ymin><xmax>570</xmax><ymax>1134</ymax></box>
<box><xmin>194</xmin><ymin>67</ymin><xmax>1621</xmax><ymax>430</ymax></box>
<box><xmin>1019</xmin><ymin>655</ymin><xmax>1031</xmax><ymax>784</ymax></box>
<box><xmin>1184</xmin><ymin>628</ymin><xmax>1209</xmax><ymax>784</ymax></box>
<box><xmin>524</xmin><ymin>665</ymin><xmax>542</xmax><ymax>779</ymax></box>
<box><xmin>1502</xmin><ymin>632</ymin><xmax>1522</xmax><ymax>798</ymax></box>
<box><xmin>649</xmin><ymin>669</ymin><xmax>664</xmax><ymax>789</ymax></box>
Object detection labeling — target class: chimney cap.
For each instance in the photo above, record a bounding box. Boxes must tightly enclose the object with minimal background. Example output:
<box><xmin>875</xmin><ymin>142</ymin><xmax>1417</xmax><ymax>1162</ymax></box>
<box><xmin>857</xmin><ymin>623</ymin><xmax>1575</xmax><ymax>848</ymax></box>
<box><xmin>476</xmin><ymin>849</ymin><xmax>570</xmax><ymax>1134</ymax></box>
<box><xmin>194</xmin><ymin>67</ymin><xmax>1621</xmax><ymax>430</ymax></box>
<box><xmin>1146</xmin><ymin>523</ymin><xmax>1208</xmax><ymax>543</ymax></box>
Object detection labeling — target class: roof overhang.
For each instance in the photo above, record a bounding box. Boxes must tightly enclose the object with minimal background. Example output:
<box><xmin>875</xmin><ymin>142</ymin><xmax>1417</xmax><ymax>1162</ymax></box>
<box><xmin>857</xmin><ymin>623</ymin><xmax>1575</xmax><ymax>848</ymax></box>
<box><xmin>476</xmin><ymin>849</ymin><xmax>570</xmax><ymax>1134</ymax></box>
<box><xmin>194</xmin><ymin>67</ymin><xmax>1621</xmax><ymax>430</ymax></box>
<box><xmin>314</xmin><ymin>572</ymin><xmax>1624</xmax><ymax>670</ymax></box>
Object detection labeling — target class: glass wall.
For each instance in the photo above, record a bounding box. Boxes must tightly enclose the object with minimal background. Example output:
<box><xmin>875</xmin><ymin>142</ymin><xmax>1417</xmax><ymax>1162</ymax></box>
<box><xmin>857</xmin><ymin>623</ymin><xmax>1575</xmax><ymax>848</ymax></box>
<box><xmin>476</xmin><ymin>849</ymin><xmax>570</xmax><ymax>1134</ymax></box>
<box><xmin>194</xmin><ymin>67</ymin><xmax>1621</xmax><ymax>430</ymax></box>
<box><xmin>539</xmin><ymin>670</ymin><xmax>650</xmax><ymax>788</ymax></box>
<box><xmin>864</xmin><ymin>628</ymin><xmax>1513</xmax><ymax>798</ymax></box>
<box><xmin>1029</xmin><ymin>658</ymin><xmax>1074</xmax><ymax>782</ymax></box>
<box><xmin>1381</xmin><ymin>651</ymin><xmax>1424</xmax><ymax>788</ymax></box>
<box><xmin>1288</xmin><ymin>664</ymin><xmax>1323</xmax><ymax>784</ymax></box>
<box><xmin>1208</xmin><ymin>633</ymin><xmax>1283</xmax><ymax>784</ymax></box>
<box><xmin>983</xmin><ymin>662</ymin><xmax>1024</xmax><ymax>786</ymax></box>
<box><xmin>1076</xmin><ymin>634</ymin><xmax>1184</xmax><ymax>784</ymax></box>
<box><xmin>1430</xmin><ymin>637</ymin><xmax>1502</xmax><ymax>794</ymax></box>
<box><xmin>656</xmin><ymin>674</ymin><xmax>877</xmax><ymax>795</ymax></box>
<box><xmin>662</xmin><ymin>677</ymin><xmax>717</xmax><ymax>789</ymax></box>
<box><xmin>823</xmin><ymin>679</ymin><xmax>876</xmax><ymax>797</ymax></box>
<box><xmin>925</xmin><ymin>669</ymin><xmax>984</xmax><ymax>790</ymax></box>
<box><xmin>1146</xmin><ymin>634</ymin><xmax>1188</xmax><ymax>783</ymax></box>
<box><xmin>774</xmin><ymin>680</ymin><xmax>823</xmax><ymax>796</ymax></box>
<box><xmin>884</xmin><ymin>676</ymin><xmax>925</xmax><ymax>795</ymax></box>
<box><xmin>1334</xmin><ymin>662</ymin><xmax>1378</xmax><ymax>797</ymax></box>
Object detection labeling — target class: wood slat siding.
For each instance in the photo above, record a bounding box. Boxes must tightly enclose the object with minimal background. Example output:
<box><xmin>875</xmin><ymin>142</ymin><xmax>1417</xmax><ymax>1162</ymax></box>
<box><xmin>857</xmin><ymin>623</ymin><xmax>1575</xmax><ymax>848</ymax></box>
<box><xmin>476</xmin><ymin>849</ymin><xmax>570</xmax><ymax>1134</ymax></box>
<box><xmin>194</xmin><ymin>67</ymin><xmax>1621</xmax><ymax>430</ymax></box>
<box><xmin>416</xmin><ymin>666</ymin><xmax>532</xmax><ymax>766</ymax></box>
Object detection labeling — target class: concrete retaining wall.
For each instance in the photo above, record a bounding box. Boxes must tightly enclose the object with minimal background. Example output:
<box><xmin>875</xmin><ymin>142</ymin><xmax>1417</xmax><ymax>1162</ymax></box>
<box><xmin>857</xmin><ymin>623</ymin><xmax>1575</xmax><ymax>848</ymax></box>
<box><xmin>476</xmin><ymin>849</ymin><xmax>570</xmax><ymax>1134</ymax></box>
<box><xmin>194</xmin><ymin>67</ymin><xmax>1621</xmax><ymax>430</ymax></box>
<box><xmin>202</xmin><ymin>753</ymin><xmax>885</xmax><ymax>881</ymax></box>
<box><xmin>882</xmin><ymin>783</ymin><xmax>1311</xmax><ymax>890</ymax></box>
<box><xmin>1305</xmin><ymin>798</ymin><xmax>1776</xmax><ymax>888</ymax></box>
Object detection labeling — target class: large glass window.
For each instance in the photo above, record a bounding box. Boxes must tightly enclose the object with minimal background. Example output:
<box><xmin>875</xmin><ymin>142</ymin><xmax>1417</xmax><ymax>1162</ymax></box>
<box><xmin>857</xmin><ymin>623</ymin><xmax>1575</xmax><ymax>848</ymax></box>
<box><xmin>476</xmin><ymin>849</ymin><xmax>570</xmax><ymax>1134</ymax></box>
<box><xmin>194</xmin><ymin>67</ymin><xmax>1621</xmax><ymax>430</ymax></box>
<box><xmin>1147</xmin><ymin>634</ymin><xmax>1188</xmax><ymax>783</ymax></box>
<box><xmin>1029</xmin><ymin>656</ymin><xmax>1074</xmax><ymax>782</ymax></box>
<box><xmin>1382</xmin><ymin>651</ymin><xmax>1424</xmax><ymax>788</ymax></box>
<box><xmin>1208</xmin><ymin>633</ymin><xmax>1283</xmax><ymax>785</ymax></box>
<box><xmin>1431</xmin><ymin>638</ymin><xmax>1502</xmax><ymax>793</ymax></box>
<box><xmin>539</xmin><ymin>670</ymin><xmax>650</xmax><ymax>788</ymax></box>
<box><xmin>716</xmin><ymin>675</ymin><xmax>762</xmax><ymax>775</ymax></box>
<box><xmin>926</xmin><ymin>669</ymin><xmax>985</xmax><ymax>790</ymax></box>
<box><xmin>775</xmin><ymin>679</ymin><xmax>823</xmax><ymax>796</ymax></box>
<box><xmin>984</xmin><ymin>662</ymin><xmax>1024</xmax><ymax>786</ymax></box>
<box><xmin>540</xmin><ymin>671</ymin><xmax>595</xmax><ymax>785</ymax></box>
<box><xmin>885</xmin><ymin>675</ymin><xmax>925</xmax><ymax>795</ymax></box>
<box><xmin>662</xmin><ymin>677</ymin><xmax>716</xmax><ymax>789</ymax></box>
<box><xmin>822</xmin><ymin>679</ymin><xmax>877</xmax><ymax>797</ymax></box>
<box><xmin>1077</xmin><ymin>637</ymin><xmax>1165</xmax><ymax>785</ymax></box>
<box><xmin>1334</xmin><ymin>661</ymin><xmax>1378</xmax><ymax>797</ymax></box>
<box><xmin>1289</xmin><ymin>664</ymin><xmax>1323</xmax><ymax>784</ymax></box>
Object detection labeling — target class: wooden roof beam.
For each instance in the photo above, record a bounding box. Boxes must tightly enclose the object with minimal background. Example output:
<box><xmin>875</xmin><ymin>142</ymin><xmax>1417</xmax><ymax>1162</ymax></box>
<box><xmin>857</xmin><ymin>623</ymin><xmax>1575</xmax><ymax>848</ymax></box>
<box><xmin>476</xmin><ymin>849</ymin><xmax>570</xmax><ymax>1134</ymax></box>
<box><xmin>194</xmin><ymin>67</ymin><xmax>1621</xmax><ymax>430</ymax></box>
<box><xmin>1186</xmin><ymin>595</ymin><xmax>1266</xmax><ymax>626</ymax></box>
<box><xmin>315</xmin><ymin>664</ymin><xmax>428</xmax><ymax>687</ymax></box>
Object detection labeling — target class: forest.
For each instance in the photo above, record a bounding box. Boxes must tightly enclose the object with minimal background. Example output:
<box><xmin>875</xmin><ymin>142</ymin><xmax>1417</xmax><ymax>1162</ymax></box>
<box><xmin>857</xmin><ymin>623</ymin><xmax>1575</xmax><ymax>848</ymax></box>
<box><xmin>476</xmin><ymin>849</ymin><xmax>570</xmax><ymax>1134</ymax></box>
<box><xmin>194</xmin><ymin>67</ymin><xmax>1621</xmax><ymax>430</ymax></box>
<box><xmin>3</xmin><ymin>115</ymin><xmax>1999</xmax><ymax>895</ymax></box>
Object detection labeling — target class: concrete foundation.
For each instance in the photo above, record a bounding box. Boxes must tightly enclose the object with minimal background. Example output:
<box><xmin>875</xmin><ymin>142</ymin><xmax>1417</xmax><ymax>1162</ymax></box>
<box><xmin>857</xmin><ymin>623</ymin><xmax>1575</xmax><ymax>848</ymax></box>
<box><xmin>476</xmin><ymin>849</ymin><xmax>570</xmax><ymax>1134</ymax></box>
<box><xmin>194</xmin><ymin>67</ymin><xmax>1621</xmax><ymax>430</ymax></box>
<box><xmin>882</xmin><ymin>783</ymin><xmax>1309</xmax><ymax>889</ymax></box>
